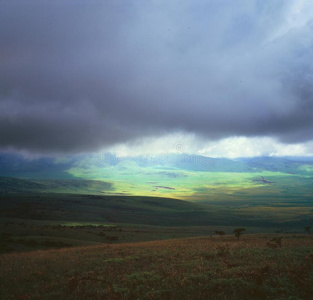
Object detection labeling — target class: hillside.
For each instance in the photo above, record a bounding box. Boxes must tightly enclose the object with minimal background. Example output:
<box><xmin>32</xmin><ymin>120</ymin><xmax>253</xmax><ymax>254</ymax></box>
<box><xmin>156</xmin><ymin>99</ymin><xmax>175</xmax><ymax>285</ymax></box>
<box><xmin>1</xmin><ymin>189</ymin><xmax>312</xmax><ymax>254</ymax></box>
<box><xmin>0</xmin><ymin>177</ymin><xmax>113</xmax><ymax>194</ymax></box>
<box><xmin>1</xmin><ymin>191</ymin><xmax>312</xmax><ymax>228</ymax></box>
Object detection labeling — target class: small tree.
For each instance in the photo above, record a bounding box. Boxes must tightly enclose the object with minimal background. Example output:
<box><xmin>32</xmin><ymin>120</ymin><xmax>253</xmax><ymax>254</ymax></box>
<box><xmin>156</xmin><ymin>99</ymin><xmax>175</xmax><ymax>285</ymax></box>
<box><xmin>304</xmin><ymin>226</ymin><xmax>311</xmax><ymax>234</ymax></box>
<box><xmin>214</xmin><ymin>231</ymin><xmax>226</xmax><ymax>238</ymax></box>
<box><xmin>233</xmin><ymin>228</ymin><xmax>246</xmax><ymax>240</ymax></box>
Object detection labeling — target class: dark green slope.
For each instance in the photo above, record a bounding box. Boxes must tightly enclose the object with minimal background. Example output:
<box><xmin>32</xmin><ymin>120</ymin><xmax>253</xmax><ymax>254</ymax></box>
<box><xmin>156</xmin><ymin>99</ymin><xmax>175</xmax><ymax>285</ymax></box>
<box><xmin>0</xmin><ymin>193</ymin><xmax>219</xmax><ymax>226</ymax></box>
<box><xmin>0</xmin><ymin>192</ymin><xmax>292</xmax><ymax>228</ymax></box>
<box><xmin>0</xmin><ymin>177</ymin><xmax>113</xmax><ymax>194</ymax></box>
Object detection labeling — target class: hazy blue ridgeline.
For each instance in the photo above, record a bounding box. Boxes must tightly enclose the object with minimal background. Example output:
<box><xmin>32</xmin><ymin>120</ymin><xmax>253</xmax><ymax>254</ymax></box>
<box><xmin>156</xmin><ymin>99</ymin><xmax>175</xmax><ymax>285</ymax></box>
<box><xmin>1</xmin><ymin>152</ymin><xmax>313</xmax><ymax>179</ymax></box>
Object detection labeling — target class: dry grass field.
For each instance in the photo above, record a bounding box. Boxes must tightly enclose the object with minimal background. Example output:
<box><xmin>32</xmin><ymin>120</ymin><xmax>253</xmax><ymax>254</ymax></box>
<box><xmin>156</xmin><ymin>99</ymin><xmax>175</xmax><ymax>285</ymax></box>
<box><xmin>1</xmin><ymin>234</ymin><xmax>313</xmax><ymax>299</ymax></box>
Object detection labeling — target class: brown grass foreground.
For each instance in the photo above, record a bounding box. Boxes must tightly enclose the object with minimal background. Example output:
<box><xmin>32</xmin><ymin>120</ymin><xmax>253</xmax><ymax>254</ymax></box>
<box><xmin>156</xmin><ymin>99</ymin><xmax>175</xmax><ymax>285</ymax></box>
<box><xmin>1</xmin><ymin>234</ymin><xmax>313</xmax><ymax>300</ymax></box>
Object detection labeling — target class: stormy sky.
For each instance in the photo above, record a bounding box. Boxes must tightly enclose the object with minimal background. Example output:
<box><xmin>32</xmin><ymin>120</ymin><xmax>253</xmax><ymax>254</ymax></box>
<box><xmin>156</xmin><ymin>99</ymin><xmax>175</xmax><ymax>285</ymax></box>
<box><xmin>1</xmin><ymin>0</ymin><xmax>313</xmax><ymax>157</ymax></box>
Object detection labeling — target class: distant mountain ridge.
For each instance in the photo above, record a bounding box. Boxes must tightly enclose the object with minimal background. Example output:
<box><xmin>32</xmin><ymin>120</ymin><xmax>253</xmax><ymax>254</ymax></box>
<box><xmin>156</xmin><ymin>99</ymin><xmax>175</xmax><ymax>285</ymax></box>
<box><xmin>1</xmin><ymin>152</ymin><xmax>313</xmax><ymax>178</ymax></box>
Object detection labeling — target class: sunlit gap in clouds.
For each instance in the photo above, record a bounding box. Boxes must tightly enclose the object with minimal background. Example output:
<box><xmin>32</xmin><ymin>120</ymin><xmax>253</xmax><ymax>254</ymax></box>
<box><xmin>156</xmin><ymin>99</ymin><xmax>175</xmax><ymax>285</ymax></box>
<box><xmin>102</xmin><ymin>134</ymin><xmax>313</xmax><ymax>159</ymax></box>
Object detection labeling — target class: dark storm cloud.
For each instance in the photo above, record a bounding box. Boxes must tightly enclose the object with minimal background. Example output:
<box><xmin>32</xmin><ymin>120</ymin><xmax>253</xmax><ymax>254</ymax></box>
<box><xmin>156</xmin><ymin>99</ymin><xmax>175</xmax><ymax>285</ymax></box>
<box><xmin>1</xmin><ymin>0</ymin><xmax>313</xmax><ymax>154</ymax></box>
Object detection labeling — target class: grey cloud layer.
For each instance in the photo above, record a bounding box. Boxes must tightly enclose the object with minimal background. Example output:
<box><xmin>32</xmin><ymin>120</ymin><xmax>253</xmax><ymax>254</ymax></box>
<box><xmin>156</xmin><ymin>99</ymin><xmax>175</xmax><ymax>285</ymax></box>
<box><xmin>1</xmin><ymin>0</ymin><xmax>313</xmax><ymax>154</ymax></box>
